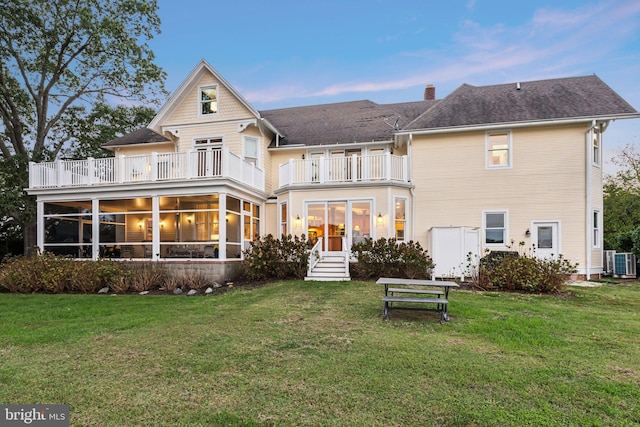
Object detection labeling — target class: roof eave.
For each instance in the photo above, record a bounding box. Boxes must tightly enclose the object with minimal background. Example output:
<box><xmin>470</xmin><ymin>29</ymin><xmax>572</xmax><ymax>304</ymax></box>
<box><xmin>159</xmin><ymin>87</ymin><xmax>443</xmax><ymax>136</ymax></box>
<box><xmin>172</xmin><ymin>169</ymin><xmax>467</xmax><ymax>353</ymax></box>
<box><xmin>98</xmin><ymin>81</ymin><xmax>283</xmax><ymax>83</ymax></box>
<box><xmin>396</xmin><ymin>112</ymin><xmax>640</xmax><ymax>136</ymax></box>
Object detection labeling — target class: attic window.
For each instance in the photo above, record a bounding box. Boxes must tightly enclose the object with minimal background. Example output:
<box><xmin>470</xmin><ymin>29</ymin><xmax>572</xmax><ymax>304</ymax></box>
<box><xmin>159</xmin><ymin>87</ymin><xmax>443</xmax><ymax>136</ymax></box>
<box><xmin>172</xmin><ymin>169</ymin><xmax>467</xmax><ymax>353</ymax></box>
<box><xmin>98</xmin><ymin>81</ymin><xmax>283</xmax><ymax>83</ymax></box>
<box><xmin>200</xmin><ymin>85</ymin><xmax>218</xmax><ymax>115</ymax></box>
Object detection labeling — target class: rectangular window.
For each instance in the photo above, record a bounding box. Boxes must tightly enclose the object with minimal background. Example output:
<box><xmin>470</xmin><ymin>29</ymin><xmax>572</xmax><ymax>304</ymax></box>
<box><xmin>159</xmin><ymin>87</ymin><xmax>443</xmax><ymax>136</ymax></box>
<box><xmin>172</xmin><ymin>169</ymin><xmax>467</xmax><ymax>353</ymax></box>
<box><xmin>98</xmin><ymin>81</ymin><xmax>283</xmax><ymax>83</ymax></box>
<box><xmin>484</xmin><ymin>211</ymin><xmax>507</xmax><ymax>245</ymax></box>
<box><xmin>486</xmin><ymin>132</ymin><xmax>511</xmax><ymax>168</ymax></box>
<box><xmin>593</xmin><ymin>210</ymin><xmax>600</xmax><ymax>248</ymax></box>
<box><xmin>593</xmin><ymin>132</ymin><xmax>601</xmax><ymax>166</ymax></box>
<box><xmin>394</xmin><ymin>197</ymin><xmax>406</xmax><ymax>241</ymax></box>
<box><xmin>243</xmin><ymin>136</ymin><xmax>259</xmax><ymax>164</ymax></box>
<box><xmin>280</xmin><ymin>202</ymin><xmax>288</xmax><ymax>236</ymax></box>
<box><xmin>199</xmin><ymin>85</ymin><xmax>218</xmax><ymax>115</ymax></box>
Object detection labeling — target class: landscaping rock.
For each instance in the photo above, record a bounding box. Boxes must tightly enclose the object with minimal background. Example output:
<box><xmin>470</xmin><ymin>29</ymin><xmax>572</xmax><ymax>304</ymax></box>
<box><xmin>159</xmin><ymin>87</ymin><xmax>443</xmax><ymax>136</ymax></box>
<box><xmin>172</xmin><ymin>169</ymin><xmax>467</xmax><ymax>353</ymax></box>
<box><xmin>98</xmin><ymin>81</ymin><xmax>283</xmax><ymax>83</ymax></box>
<box><xmin>205</xmin><ymin>287</ymin><xmax>213</xmax><ymax>294</ymax></box>
<box><xmin>98</xmin><ymin>287</ymin><xmax>110</xmax><ymax>294</ymax></box>
<box><xmin>139</xmin><ymin>291</ymin><xmax>150</xmax><ymax>295</ymax></box>
<box><xmin>213</xmin><ymin>282</ymin><xmax>222</xmax><ymax>288</ymax></box>
<box><xmin>173</xmin><ymin>288</ymin><xmax>183</xmax><ymax>295</ymax></box>
<box><xmin>187</xmin><ymin>289</ymin><xmax>197</xmax><ymax>296</ymax></box>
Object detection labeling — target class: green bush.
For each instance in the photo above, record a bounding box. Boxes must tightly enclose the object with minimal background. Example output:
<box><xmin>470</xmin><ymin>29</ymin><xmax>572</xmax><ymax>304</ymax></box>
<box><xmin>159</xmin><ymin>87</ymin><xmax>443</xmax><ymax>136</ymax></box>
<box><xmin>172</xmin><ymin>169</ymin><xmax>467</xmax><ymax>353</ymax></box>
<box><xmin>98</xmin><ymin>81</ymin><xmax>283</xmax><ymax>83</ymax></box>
<box><xmin>467</xmin><ymin>246</ymin><xmax>576</xmax><ymax>293</ymax></box>
<box><xmin>0</xmin><ymin>254</ymin><xmax>128</xmax><ymax>293</ymax></box>
<box><xmin>243</xmin><ymin>234</ymin><xmax>310</xmax><ymax>280</ymax></box>
<box><xmin>350</xmin><ymin>237</ymin><xmax>434</xmax><ymax>279</ymax></box>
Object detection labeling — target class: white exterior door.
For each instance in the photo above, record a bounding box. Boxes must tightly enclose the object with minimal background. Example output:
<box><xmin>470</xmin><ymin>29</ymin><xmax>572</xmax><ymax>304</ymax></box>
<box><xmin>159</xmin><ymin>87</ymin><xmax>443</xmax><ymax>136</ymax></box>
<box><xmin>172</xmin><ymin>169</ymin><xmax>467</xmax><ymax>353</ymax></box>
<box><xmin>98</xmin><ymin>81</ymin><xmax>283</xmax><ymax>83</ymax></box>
<box><xmin>533</xmin><ymin>222</ymin><xmax>559</xmax><ymax>259</ymax></box>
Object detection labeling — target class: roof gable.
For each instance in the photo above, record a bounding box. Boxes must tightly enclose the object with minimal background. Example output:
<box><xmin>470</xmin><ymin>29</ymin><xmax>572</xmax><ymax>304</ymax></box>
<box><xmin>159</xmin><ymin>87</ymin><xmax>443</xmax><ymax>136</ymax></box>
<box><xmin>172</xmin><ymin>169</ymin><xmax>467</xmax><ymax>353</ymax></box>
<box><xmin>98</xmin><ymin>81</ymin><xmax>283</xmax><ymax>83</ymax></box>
<box><xmin>148</xmin><ymin>59</ymin><xmax>268</xmax><ymax>131</ymax></box>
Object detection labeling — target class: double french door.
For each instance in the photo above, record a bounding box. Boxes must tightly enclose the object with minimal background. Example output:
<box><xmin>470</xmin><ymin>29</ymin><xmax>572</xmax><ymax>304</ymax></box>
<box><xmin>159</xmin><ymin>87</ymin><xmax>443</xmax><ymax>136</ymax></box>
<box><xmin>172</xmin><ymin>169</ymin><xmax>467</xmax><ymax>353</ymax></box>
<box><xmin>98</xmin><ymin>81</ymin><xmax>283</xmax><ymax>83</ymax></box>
<box><xmin>306</xmin><ymin>200</ymin><xmax>372</xmax><ymax>252</ymax></box>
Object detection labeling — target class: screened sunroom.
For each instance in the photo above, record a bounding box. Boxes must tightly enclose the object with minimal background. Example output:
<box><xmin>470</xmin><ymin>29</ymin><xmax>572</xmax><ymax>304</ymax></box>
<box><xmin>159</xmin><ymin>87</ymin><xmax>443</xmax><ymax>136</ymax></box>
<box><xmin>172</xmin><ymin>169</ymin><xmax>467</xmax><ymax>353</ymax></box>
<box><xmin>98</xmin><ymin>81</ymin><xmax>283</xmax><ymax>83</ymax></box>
<box><xmin>38</xmin><ymin>193</ymin><xmax>261</xmax><ymax>261</ymax></box>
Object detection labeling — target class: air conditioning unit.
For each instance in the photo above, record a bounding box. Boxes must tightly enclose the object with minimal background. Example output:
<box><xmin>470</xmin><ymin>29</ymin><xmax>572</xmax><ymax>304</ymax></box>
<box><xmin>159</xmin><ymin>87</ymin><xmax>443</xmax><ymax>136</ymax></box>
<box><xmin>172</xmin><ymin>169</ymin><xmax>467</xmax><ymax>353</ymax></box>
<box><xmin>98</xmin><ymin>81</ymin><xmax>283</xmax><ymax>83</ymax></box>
<box><xmin>603</xmin><ymin>250</ymin><xmax>616</xmax><ymax>276</ymax></box>
<box><xmin>614</xmin><ymin>253</ymin><xmax>637</xmax><ymax>278</ymax></box>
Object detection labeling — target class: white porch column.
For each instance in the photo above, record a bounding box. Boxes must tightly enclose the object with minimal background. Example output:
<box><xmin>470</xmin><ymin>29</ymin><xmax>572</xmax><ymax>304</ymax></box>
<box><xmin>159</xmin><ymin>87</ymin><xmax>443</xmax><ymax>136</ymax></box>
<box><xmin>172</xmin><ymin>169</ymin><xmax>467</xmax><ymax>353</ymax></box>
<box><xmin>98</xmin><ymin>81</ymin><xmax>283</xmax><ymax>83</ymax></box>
<box><xmin>385</xmin><ymin>152</ymin><xmax>392</xmax><ymax>181</ymax></box>
<box><xmin>92</xmin><ymin>199</ymin><xmax>100</xmax><ymax>260</ymax></box>
<box><xmin>118</xmin><ymin>155</ymin><xmax>126</xmax><ymax>183</ymax></box>
<box><xmin>36</xmin><ymin>200</ymin><xmax>44</xmax><ymax>253</ymax></box>
<box><xmin>219</xmin><ymin>193</ymin><xmax>227</xmax><ymax>260</ymax></box>
<box><xmin>88</xmin><ymin>157</ymin><xmax>95</xmax><ymax>185</ymax></box>
<box><xmin>150</xmin><ymin>152</ymin><xmax>158</xmax><ymax>181</ymax></box>
<box><xmin>152</xmin><ymin>196</ymin><xmax>160</xmax><ymax>260</ymax></box>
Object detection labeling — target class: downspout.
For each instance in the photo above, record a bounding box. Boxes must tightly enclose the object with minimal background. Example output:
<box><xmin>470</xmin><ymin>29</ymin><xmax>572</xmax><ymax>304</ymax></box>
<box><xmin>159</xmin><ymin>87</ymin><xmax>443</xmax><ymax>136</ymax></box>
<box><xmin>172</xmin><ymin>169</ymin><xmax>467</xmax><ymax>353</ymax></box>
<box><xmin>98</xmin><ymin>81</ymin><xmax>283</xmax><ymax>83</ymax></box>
<box><xmin>585</xmin><ymin>120</ymin><xmax>596</xmax><ymax>280</ymax></box>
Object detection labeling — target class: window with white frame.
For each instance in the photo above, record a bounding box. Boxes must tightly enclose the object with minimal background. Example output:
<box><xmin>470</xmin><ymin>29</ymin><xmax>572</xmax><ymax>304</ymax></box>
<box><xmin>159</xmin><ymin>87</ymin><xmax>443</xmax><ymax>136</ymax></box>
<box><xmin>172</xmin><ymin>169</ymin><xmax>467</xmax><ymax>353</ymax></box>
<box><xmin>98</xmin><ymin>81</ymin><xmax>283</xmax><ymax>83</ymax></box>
<box><xmin>243</xmin><ymin>136</ymin><xmax>259</xmax><ymax>165</ymax></box>
<box><xmin>593</xmin><ymin>210</ymin><xmax>600</xmax><ymax>248</ymax></box>
<box><xmin>484</xmin><ymin>211</ymin><xmax>508</xmax><ymax>245</ymax></box>
<box><xmin>486</xmin><ymin>132</ymin><xmax>511</xmax><ymax>168</ymax></box>
<box><xmin>280</xmin><ymin>202</ymin><xmax>288</xmax><ymax>237</ymax></box>
<box><xmin>394</xmin><ymin>197</ymin><xmax>407</xmax><ymax>241</ymax></box>
<box><xmin>593</xmin><ymin>132</ymin><xmax>601</xmax><ymax>166</ymax></box>
<box><xmin>199</xmin><ymin>85</ymin><xmax>218</xmax><ymax>115</ymax></box>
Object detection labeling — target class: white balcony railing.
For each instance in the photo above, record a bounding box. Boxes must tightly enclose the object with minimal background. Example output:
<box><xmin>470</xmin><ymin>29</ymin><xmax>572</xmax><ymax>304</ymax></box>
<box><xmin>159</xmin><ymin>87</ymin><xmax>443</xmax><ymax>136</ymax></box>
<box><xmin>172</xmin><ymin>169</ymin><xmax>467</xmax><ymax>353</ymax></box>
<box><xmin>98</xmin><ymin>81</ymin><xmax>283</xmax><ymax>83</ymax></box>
<box><xmin>279</xmin><ymin>153</ymin><xmax>408</xmax><ymax>187</ymax></box>
<box><xmin>29</xmin><ymin>148</ymin><xmax>265</xmax><ymax>191</ymax></box>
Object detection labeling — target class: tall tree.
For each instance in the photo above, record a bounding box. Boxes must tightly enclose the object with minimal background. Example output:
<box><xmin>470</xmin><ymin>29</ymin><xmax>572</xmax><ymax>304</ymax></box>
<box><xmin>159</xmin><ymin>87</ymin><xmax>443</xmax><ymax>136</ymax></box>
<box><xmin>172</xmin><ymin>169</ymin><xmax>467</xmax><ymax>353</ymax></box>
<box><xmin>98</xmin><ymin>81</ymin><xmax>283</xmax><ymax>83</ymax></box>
<box><xmin>61</xmin><ymin>103</ymin><xmax>157</xmax><ymax>160</ymax></box>
<box><xmin>604</xmin><ymin>143</ymin><xmax>640</xmax><ymax>251</ymax></box>
<box><xmin>0</xmin><ymin>0</ymin><xmax>166</xmax><ymax>254</ymax></box>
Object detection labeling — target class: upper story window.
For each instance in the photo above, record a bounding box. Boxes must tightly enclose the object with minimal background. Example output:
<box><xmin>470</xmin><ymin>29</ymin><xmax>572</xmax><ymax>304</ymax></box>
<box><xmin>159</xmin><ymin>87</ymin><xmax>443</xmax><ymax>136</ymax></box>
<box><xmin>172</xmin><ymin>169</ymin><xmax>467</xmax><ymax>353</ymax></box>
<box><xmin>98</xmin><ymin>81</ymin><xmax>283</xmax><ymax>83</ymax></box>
<box><xmin>243</xmin><ymin>136</ymin><xmax>259</xmax><ymax>165</ymax></box>
<box><xmin>486</xmin><ymin>132</ymin><xmax>511</xmax><ymax>168</ymax></box>
<box><xmin>199</xmin><ymin>85</ymin><xmax>218</xmax><ymax>116</ymax></box>
<box><xmin>484</xmin><ymin>210</ymin><xmax>508</xmax><ymax>246</ymax></box>
<box><xmin>593</xmin><ymin>132</ymin><xmax>601</xmax><ymax>167</ymax></box>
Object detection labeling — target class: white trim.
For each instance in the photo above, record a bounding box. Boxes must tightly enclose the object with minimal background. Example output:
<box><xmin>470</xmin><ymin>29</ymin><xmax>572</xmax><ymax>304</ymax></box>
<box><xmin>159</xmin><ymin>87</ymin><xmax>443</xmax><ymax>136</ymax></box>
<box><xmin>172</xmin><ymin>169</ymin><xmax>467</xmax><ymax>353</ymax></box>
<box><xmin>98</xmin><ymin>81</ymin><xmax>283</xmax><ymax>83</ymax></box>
<box><xmin>482</xmin><ymin>210</ymin><xmax>509</xmax><ymax>249</ymax></box>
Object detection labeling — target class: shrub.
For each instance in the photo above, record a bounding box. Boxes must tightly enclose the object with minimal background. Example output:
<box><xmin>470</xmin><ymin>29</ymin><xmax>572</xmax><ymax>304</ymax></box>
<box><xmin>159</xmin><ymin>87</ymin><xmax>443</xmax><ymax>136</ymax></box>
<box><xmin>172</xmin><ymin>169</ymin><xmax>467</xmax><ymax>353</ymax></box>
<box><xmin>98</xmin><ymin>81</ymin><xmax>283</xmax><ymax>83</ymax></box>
<box><xmin>243</xmin><ymin>234</ymin><xmax>310</xmax><ymax>280</ymax></box>
<box><xmin>350</xmin><ymin>237</ymin><xmax>434</xmax><ymax>280</ymax></box>
<box><xmin>467</xmin><ymin>245</ymin><xmax>577</xmax><ymax>293</ymax></box>
<box><xmin>0</xmin><ymin>254</ymin><xmax>128</xmax><ymax>293</ymax></box>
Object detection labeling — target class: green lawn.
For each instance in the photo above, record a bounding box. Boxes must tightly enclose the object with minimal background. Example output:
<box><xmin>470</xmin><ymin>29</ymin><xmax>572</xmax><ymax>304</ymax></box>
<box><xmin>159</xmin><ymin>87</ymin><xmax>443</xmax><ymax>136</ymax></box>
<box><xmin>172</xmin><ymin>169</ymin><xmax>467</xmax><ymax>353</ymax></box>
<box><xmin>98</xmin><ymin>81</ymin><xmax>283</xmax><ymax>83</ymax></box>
<box><xmin>0</xmin><ymin>281</ymin><xmax>638</xmax><ymax>426</ymax></box>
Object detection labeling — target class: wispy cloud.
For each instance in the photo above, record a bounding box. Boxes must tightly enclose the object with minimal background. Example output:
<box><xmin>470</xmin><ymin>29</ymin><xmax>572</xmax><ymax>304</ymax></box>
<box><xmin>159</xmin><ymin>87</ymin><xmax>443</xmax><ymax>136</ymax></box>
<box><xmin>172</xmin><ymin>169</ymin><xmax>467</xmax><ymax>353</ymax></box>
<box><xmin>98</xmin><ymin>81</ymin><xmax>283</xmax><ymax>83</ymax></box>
<box><xmin>246</xmin><ymin>0</ymin><xmax>640</xmax><ymax>105</ymax></box>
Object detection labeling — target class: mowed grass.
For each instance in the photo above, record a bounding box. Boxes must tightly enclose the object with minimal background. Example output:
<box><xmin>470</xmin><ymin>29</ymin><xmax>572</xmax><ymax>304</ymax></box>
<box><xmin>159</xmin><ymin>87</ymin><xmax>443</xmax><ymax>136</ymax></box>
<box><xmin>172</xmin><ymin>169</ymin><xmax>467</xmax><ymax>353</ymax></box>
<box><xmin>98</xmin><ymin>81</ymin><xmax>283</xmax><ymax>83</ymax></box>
<box><xmin>0</xmin><ymin>281</ymin><xmax>639</xmax><ymax>426</ymax></box>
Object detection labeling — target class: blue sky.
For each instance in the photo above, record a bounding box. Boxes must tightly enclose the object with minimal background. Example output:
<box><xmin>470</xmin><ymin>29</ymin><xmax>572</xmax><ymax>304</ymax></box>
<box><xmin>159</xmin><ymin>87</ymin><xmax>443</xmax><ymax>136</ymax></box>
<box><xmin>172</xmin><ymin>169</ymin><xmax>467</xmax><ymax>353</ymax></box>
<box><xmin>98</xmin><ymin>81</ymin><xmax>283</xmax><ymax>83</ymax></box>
<box><xmin>149</xmin><ymin>0</ymin><xmax>640</xmax><ymax>171</ymax></box>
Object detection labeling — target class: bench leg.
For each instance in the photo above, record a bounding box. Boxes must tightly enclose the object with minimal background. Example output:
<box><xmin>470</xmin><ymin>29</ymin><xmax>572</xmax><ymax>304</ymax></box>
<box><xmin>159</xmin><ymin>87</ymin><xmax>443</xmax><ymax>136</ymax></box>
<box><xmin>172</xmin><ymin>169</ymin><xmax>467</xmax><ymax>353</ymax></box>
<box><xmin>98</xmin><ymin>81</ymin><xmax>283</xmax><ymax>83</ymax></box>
<box><xmin>383</xmin><ymin>301</ymin><xmax>390</xmax><ymax>320</ymax></box>
<box><xmin>440</xmin><ymin>304</ymin><xmax>450</xmax><ymax>324</ymax></box>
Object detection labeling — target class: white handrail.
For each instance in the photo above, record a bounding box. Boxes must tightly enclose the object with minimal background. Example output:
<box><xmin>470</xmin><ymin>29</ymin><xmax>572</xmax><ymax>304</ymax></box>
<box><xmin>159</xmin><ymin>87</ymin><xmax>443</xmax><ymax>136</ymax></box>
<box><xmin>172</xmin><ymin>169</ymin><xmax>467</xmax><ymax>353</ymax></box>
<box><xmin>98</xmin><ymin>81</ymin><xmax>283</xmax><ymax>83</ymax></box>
<box><xmin>307</xmin><ymin>237</ymin><xmax>323</xmax><ymax>276</ymax></box>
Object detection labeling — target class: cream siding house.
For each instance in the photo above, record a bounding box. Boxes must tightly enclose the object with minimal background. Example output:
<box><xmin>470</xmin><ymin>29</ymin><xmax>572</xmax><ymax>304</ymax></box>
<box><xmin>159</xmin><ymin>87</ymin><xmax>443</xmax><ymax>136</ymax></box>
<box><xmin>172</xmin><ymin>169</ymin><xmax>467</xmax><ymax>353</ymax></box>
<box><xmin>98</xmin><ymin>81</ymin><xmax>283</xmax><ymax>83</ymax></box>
<box><xmin>27</xmin><ymin>60</ymin><xmax>638</xmax><ymax>281</ymax></box>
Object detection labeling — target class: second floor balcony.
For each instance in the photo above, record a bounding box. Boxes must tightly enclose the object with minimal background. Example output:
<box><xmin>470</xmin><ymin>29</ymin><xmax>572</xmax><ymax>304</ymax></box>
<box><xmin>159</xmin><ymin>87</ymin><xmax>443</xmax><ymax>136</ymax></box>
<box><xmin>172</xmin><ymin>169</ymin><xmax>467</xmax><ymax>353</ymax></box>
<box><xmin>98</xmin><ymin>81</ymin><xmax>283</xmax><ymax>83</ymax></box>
<box><xmin>29</xmin><ymin>147</ymin><xmax>265</xmax><ymax>192</ymax></box>
<box><xmin>279</xmin><ymin>153</ymin><xmax>409</xmax><ymax>187</ymax></box>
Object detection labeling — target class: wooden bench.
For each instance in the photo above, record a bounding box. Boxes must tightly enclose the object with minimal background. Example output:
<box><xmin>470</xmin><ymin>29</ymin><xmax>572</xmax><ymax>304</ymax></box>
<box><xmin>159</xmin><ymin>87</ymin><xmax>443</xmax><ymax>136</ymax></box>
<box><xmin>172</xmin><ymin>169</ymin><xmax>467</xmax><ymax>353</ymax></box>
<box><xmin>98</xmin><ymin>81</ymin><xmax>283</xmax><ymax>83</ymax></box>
<box><xmin>382</xmin><ymin>296</ymin><xmax>449</xmax><ymax>323</ymax></box>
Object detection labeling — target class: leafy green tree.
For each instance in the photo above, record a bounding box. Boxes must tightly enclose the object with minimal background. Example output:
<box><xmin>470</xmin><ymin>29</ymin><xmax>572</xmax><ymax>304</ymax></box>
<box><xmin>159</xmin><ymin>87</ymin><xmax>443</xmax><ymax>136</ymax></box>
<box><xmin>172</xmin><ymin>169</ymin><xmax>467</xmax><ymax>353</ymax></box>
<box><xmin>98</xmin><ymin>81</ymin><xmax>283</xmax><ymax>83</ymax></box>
<box><xmin>0</xmin><ymin>0</ymin><xmax>166</xmax><ymax>254</ymax></box>
<box><xmin>604</xmin><ymin>143</ymin><xmax>640</xmax><ymax>251</ymax></box>
<box><xmin>61</xmin><ymin>103</ymin><xmax>157</xmax><ymax>160</ymax></box>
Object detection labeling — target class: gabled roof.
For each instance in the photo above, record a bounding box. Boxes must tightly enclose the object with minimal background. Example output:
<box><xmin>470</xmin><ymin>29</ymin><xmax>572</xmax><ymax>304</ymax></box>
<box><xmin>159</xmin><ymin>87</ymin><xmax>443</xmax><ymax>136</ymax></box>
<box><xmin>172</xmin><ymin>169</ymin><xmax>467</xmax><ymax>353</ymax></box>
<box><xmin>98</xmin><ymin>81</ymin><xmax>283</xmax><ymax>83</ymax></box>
<box><xmin>261</xmin><ymin>99</ymin><xmax>437</xmax><ymax>147</ymax></box>
<box><xmin>148</xmin><ymin>59</ymin><xmax>281</xmax><ymax>137</ymax></box>
<box><xmin>102</xmin><ymin>128</ymin><xmax>171</xmax><ymax>148</ymax></box>
<box><xmin>405</xmin><ymin>75</ymin><xmax>637</xmax><ymax>131</ymax></box>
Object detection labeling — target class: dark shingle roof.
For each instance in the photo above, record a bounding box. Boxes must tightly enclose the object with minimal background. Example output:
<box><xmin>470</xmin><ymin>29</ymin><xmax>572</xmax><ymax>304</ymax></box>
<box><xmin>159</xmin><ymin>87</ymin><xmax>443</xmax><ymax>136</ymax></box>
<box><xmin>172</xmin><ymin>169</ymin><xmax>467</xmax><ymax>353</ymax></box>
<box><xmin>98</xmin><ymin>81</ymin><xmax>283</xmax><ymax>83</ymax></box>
<box><xmin>102</xmin><ymin>128</ymin><xmax>171</xmax><ymax>148</ymax></box>
<box><xmin>406</xmin><ymin>75</ymin><xmax>637</xmax><ymax>130</ymax></box>
<box><xmin>261</xmin><ymin>100</ymin><xmax>437</xmax><ymax>147</ymax></box>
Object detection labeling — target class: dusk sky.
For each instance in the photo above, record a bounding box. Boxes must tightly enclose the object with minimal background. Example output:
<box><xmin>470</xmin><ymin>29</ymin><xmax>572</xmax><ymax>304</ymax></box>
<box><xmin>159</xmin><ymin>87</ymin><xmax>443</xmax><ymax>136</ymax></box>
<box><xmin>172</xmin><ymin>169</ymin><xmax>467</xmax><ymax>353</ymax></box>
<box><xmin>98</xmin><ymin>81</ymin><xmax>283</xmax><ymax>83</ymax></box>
<box><xmin>149</xmin><ymin>0</ymin><xmax>640</xmax><ymax>172</ymax></box>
